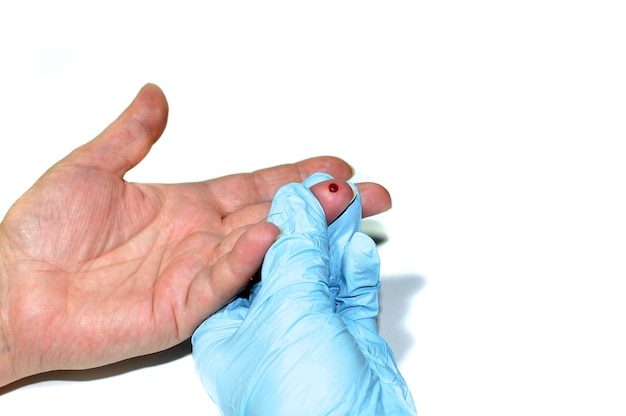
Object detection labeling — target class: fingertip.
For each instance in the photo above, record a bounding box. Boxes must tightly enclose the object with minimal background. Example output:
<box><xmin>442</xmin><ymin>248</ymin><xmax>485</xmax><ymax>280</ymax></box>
<box><xmin>348</xmin><ymin>231</ymin><xmax>379</xmax><ymax>260</ymax></box>
<box><xmin>91</xmin><ymin>83</ymin><xmax>169</xmax><ymax>176</ymax></box>
<box><xmin>196</xmin><ymin>221</ymin><xmax>280</xmax><ymax>306</ymax></box>
<box><xmin>309</xmin><ymin>180</ymin><xmax>357</xmax><ymax>225</ymax></box>
<box><xmin>131</xmin><ymin>83</ymin><xmax>169</xmax><ymax>139</ymax></box>
<box><xmin>232</xmin><ymin>222</ymin><xmax>281</xmax><ymax>274</ymax></box>
<box><xmin>336</xmin><ymin>231</ymin><xmax>381</xmax><ymax>327</ymax></box>
<box><xmin>357</xmin><ymin>182</ymin><xmax>393</xmax><ymax>218</ymax></box>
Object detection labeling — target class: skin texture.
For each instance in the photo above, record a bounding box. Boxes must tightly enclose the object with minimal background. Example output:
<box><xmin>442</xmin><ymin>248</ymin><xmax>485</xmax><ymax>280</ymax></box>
<box><xmin>309</xmin><ymin>180</ymin><xmax>357</xmax><ymax>224</ymax></box>
<box><xmin>0</xmin><ymin>84</ymin><xmax>391</xmax><ymax>388</ymax></box>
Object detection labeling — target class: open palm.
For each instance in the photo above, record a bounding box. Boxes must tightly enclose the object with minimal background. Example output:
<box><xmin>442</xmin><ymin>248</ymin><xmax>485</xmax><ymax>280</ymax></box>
<box><xmin>0</xmin><ymin>84</ymin><xmax>391</xmax><ymax>385</ymax></box>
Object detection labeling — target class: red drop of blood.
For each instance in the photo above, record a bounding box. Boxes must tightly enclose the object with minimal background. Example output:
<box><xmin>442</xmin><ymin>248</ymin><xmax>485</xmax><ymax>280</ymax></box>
<box><xmin>328</xmin><ymin>183</ymin><xmax>339</xmax><ymax>192</ymax></box>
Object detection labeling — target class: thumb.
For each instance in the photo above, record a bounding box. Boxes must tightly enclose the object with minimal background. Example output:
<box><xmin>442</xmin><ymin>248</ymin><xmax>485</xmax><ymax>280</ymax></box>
<box><xmin>67</xmin><ymin>83</ymin><xmax>169</xmax><ymax>177</ymax></box>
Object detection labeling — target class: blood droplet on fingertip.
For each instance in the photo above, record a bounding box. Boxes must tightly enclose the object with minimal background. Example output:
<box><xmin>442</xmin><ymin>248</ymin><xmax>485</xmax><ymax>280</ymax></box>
<box><xmin>310</xmin><ymin>179</ymin><xmax>354</xmax><ymax>224</ymax></box>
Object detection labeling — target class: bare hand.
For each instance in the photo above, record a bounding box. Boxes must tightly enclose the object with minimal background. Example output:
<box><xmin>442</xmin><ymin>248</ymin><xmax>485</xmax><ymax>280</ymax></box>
<box><xmin>0</xmin><ymin>84</ymin><xmax>391</xmax><ymax>387</ymax></box>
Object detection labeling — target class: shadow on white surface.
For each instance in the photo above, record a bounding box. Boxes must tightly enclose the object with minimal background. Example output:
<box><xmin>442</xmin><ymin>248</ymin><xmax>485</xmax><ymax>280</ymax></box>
<box><xmin>0</xmin><ymin>339</ymin><xmax>193</xmax><ymax>395</ymax></box>
<box><xmin>378</xmin><ymin>274</ymin><xmax>425</xmax><ymax>363</ymax></box>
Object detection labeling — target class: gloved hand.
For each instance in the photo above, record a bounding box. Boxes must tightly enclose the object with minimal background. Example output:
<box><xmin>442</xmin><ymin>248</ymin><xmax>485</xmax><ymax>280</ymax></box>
<box><xmin>192</xmin><ymin>173</ymin><xmax>417</xmax><ymax>416</ymax></box>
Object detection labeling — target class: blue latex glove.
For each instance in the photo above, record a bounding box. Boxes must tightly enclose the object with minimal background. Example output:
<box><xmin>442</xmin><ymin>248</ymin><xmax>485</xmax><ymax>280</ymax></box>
<box><xmin>192</xmin><ymin>173</ymin><xmax>417</xmax><ymax>415</ymax></box>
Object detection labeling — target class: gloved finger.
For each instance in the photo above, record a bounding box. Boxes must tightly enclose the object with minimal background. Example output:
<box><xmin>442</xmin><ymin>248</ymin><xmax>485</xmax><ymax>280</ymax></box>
<box><xmin>245</xmin><ymin>176</ymin><xmax>354</xmax><ymax>305</ymax></box>
<box><xmin>191</xmin><ymin>297</ymin><xmax>251</xmax><ymax>402</ymax></box>
<box><xmin>304</xmin><ymin>171</ymin><xmax>362</xmax><ymax>308</ymax></box>
<box><xmin>251</xmin><ymin>179</ymin><xmax>353</xmax><ymax>310</ymax></box>
<box><xmin>193</xmin><ymin>297</ymin><xmax>250</xmax><ymax>342</ymax></box>
<box><xmin>336</xmin><ymin>234</ymin><xmax>417</xmax><ymax>414</ymax></box>
<box><xmin>326</xmin><ymin>180</ymin><xmax>362</xmax><ymax>308</ymax></box>
<box><xmin>192</xmin><ymin>297</ymin><xmax>250</xmax><ymax>353</ymax></box>
<box><xmin>343</xmin><ymin>318</ymin><xmax>418</xmax><ymax>415</ymax></box>
<box><xmin>336</xmin><ymin>232</ymin><xmax>381</xmax><ymax>333</ymax></box>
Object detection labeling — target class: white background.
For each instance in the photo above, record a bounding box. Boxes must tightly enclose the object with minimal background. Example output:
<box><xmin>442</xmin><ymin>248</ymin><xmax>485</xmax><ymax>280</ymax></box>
<box><xmin>1</xmin><ymin>1</ymin><xmax>625</xmax><ymax>415</ymax></box>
